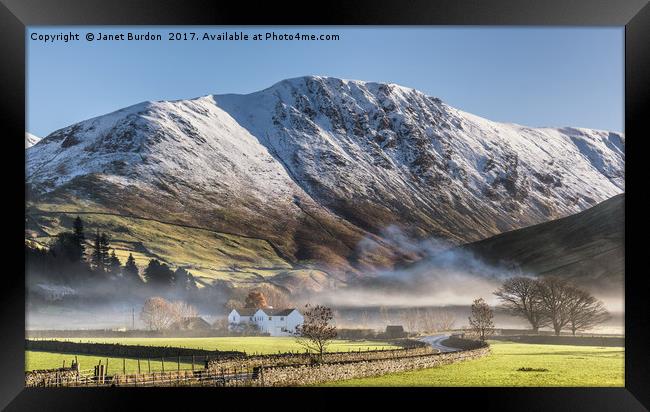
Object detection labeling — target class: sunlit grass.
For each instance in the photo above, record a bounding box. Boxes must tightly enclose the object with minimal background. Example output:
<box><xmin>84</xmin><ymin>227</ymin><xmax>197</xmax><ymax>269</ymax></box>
<box><xmin>320</xmin><ymin>340</ymin><xmax>624</xmax><ymax>387</ymax></box>
<box><xmin>26</xmin><ymin>336</ymin><xmax>398</xmax><ymax>372</ymax></box>
<box><xmin>26</xmin><ymin>351</ymin><xmax>196</xmax><ymax>374</ymax></box>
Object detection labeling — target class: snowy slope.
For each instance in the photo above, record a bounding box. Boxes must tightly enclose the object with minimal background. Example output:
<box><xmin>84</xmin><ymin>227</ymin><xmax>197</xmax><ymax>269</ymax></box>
<box><xmin>25</xmin><ymin>132</ymin><xmax>41</xmax><ymax>148</ymax></box>
<box><xmin>25</xmin><ymin>76</ymin><xmax>625</xmax><ymax>272</ymax></box>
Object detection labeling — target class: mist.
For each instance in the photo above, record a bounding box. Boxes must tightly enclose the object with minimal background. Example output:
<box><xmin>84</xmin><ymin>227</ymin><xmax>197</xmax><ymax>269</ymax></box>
<box><xmin>26</xmin><ymin>225</ymin><xmax>624</xmax><ymax>332</ymax></box>
<box><xmin>317</xmin><ymin>226</ymin><xmax>513</xmax><ymax>308</ymax></box>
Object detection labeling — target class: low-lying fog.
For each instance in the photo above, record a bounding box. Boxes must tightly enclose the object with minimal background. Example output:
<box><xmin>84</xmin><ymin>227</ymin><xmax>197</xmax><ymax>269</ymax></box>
<box><xmin>26</xmin><ymin>227</ymin><xmax>624</xmax><ymax>335</ymax></box>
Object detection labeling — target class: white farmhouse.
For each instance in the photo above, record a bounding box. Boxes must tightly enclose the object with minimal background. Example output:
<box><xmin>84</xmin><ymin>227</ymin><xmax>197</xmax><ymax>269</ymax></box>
<box><xmin>228</xmin><ymin>308</ymin><xmax>303</xmax><ymax>336</ymax></box>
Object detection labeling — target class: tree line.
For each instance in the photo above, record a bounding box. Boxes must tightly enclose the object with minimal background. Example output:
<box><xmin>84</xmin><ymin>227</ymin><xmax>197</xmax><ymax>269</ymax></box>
<box><xmin>26</xmin><ymin>216</ymin><xmax>199</xmax><ymax>294</ymax></box>
<box><xmin>494</xmin><ymin>276</ymin><xmax>609</xmax><ymax>336</ymax></box>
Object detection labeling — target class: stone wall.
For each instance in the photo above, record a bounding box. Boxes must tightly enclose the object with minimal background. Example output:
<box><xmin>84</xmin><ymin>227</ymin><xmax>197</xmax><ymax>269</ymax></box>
<box><xmin>207</xmin><ymin>345</ymin><xmax>435</xmax><ymax>370</ymax></box>
<box><xmin>25</xmin><ymin>366</ymin><xmax>80</xmax><ymax>387</ymax></box>
<box><xmin>255</xmin><ymin>346</ymin><xmax>490</xmax><ymax>386</ymax></box>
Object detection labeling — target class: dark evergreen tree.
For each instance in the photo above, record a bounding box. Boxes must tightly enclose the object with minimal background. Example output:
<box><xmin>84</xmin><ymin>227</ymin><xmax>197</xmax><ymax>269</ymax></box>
<box><xmin>123</xmin><ymin>253</ymin><xmax>142</xmax><ymax>284</ymax></box>
<box><xmin>143</xmin><ymin>259</ymin><xmax>174</xmax><ymax>287</ymax></box>
<box><xmin>99</xmin><ymin>233</ymin><xmax>111</xmax><ymax>268</ymax></box>
<box><xmin>91</xmin><ymin>230</ymin><xmax>111</xmax><ymax>272</ymax></box>
<box><xmin>186</xmin><ymin>273</ymin><xmax>199</xmax><ymax>292</ymax></box>
<box><xmin>108</xmin><ymin>250</ymin><xmax>121</xmax><ymax>273</ymax></box>
<box><xmin>173</xmin><ymin>267</ymin><xmax>190</xmax><ymax>290</ymax></box>
<box><xmin>72</xmin><ymin>216</ymin><xmax>86</xmax><ymax>258</ymax></box>
<box><xmin>51</xmin><ymin>232</ymin><xmax>84</xmax><ymax>263</ymax></box>
<box><xmin>91</xmin><ymin>230</ymin><xmax>102</xmax><ymax>270</ymax></box>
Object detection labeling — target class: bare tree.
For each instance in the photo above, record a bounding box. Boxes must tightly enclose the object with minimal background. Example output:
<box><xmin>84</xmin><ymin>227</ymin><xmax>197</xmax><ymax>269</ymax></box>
<box><xmin>140</xmin><ymin>297</ymin><xmax>199</xmax><ymax>330</ymax></box>
<box><xmin>379</xmin><ymin>306</ymin><xmax>390</xmax><ymax>326</ymax></box>
<box><xmin>359</xmin><ymin>311</ymin><xmax>370</xmax><ymax>328</ymax></box>
<box><xmin>224</xmin><ymin>299</ymin><xmax>243</xmax><ymax>312</ymax></box>
<box><xmin>140</xmin><ymin>297</ymin><xmax>176</xmax><ymax>330</ymax></box>
<box><xmin>537</xmin><ymin>276</ymin><xmax>573</xmax><ymax>336</ymax></box>
<box><xmin>400</xmin><ymin>308</ymin><xmax>419</xmax><ymax>333</ymax></box>
<box><xmin>468</xmin><ymin>298</ymin><xmax>494</xmax><ymax>341</ymax></box>
<box><xmin>564</xmin><ymin>287</ymin><xmax>610</xmax><ymax>335</ymax></box>
<box><xmin>423</xmin><ymin>308</ymin><xmax>436</xmax><ymax>332</ymax></box>
<box><xmin>494</xmin><ymin>277</ymin><xmax>548</xmax><ymax>333</ymax></box>
<box><xmin>170</xmin><ymin>300</ymin><xmax>198</xmax><ymax>319</ymax></box>
<box><xmin>416</xmin><ymin>308</ymin><xmax>456</xmax><ymax>333</ymax></box>
<box><xmin>433</xmin><ymin>310</ymin><xmax>456</xmax><ymax>332</ymax></box>
<box><xmin>295</xmin><ymin>304</ymin><xmax>338</xmax><ymax>362</ymax></box>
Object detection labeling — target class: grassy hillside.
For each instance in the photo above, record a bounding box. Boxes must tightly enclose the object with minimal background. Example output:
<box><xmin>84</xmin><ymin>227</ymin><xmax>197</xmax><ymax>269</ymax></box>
<box><xmin>461</xmin><ymin>194</ymin><xmax>624</xmax><ymax>286</ymax></box>
<box><xmin>322</xmin><ymin>340</ymin><xmax>624</xmax><ymax>387</ymax></box>
<box><xmin>25</xmin><ymin>201</ymin><xmax>333</xmax><ymax>290</ymax></box>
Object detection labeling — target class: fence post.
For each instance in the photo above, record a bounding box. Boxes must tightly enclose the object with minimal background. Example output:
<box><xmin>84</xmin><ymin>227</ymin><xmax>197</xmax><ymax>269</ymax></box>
<box><xmin>123</xmin><ymin>358</ymin><xmax>126</xmax><ymax>375</ymax></box>
<box><xmin>148</xmin><ymin>358</ymin><xmax>151</xmax><ymax>373</ymax></box>
<box><xmin>138</xmin><ymin>359</ymin><xmax>141</xmax><ymax>374</ymax></box>
<box><xmin>192</xmin><ymin>355</ymin><xmax>195</xmax><ymax>371</ymax></box>
<box><xmin>106</xmin><ymin>358</ymin><xmax>109</xmax><ymax>376</ymax></box>
<box><xmin>161</xmin><ymin>357</ymin><xmax>165</xmax><ymax>373</ymax></box>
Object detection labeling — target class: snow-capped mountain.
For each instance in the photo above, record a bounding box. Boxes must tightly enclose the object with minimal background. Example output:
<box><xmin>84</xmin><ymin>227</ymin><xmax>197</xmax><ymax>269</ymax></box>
<box><xmin>25</xmin><ymin>132</ymin><xmax>41</xmax><ymax>148</ymax></box>
<box><xmin>26</xmin><ymin>76</ymin><xmax>625</xmax><ymax>272</ymax></box>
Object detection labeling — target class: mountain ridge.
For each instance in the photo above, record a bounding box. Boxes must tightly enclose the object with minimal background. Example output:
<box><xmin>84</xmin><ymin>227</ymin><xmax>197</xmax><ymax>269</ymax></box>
<box><xmin>26</xmin><ymin>75</ymin><xmax>625</xmax><ymax>277</ymax></box>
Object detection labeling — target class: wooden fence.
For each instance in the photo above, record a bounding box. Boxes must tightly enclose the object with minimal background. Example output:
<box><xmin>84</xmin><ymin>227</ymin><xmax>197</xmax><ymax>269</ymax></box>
<box><xmin>27</xmin><ymin>358</ymin><xmax>255</xmax><ymax>387</ymax></box>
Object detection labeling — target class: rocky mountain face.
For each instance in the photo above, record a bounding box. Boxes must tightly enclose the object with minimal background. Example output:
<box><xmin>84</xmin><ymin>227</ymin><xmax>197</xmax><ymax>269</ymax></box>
<box><xmin>26</xmin><ymin>76</ymin><xmax>625</xmax><ymax>276</ymax></box>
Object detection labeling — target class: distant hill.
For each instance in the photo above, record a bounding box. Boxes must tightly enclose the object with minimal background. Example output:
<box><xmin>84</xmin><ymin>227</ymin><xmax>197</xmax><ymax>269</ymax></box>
<box><xmin>461</xmin><ymin>193</ymin><xmax>624</xmax><ymax>288</ymax></box>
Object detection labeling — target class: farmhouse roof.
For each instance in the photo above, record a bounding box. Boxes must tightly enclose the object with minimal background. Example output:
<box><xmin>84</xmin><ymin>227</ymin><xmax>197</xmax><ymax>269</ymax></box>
<box><xmin>233</xmin><ymin>308</ymin><xmax>298</xmax><ymax>316</ymax></box>
<box><xmin>234</xmin><ymin>308</ymin><xmax>259</xmax><ymax>316</ymax></box>
<box><xmin>269</xmin><ymin>308</ymin><xmax>298</xmax><ymax>316</ymax></box>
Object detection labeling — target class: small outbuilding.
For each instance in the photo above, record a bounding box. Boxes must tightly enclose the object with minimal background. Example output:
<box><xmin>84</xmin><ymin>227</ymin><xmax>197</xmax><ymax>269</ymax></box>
<box><xmin>384</xmin><ymin>325</ymin><xmax>407</xmax><ymax>339</ymax></box>
<box><xmin>170</xmin><ymin>316</ymin><xmax>212</xmax><ymax>331</ymax></box>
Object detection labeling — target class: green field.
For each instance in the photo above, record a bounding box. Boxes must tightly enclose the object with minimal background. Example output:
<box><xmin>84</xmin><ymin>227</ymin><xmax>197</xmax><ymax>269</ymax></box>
<box><xmin>321</xmin><ymin>341</ymin><xmax>624</xmax><ymax>387</ymax></box>
<box><xmin>26</xmin><ymin>337</ymin><xmax>398</xmax><ymax>372</ymax></box>
<box><xmin>25</xmin><ymin>351</ymin><xmax>195</xmax><ymax>374</ymax></box>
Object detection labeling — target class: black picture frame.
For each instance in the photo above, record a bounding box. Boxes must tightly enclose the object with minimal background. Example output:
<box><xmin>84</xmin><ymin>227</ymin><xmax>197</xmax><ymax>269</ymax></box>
<box><xmin>1</xmin><ymin>0</ymin><xmax>646</xmax><ymax>410</ymax></box>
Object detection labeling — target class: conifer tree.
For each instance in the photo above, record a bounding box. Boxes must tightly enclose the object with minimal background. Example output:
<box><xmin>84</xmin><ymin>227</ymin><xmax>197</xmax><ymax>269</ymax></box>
<box><xmin>72</xmin><ymin>216</ymin><xmax>86</xmax><ymax>258</ymax></box>
<box><xmin>123</xmin><ymin>253</ymin><xmax>141</xmax><ymax>283</ymax></box>
<box><xmin>91</xmin><ymin>230</ymin><xmax>111</xmax><ymax>272</ymax></box>
<box><xmin>108</xmin><ymin>250</ymin><xmax>121</xmax><ymax>273</ymax></box>
<box><xmin>143</xmin><ymin>259</ymin><xmax>174</xmax><ymax>287</ymax></box>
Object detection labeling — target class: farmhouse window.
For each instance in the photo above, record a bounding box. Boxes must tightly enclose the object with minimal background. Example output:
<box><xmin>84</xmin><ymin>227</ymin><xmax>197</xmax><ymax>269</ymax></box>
<box><xmin>280</xmin><ymin>317</ymin><xmax>284</xmax><ymax>320</ymax></box>
<box><xmin>269</xmin><ymin>317</ymin><xmax>272</xmax><ymax>320</ymax></box>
